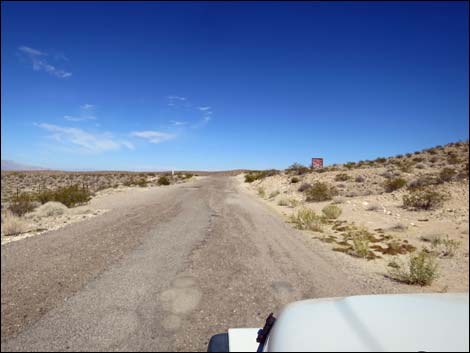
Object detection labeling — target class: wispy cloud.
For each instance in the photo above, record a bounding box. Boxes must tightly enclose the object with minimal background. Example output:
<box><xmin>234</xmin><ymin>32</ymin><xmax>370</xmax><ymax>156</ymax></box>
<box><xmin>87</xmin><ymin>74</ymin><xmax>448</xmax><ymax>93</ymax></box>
<box><xmin>18</xmin><ymin>45</ymin><xmax>72</xmax><ymax>79</ymax></box>
<box><xmin>37</xmin><ymin>123</ymin><xmax>134</xmax><ymax>153</ymax></box>
<box><xmin>197</xmin><ymin>106</ymin><xmax>211</xmax><ymax>111</ymax></box>
<box><xmin>131</xmin><ymin>130</ymin><xmax>176</xmax><ymax>144</ymax></box>
<box><xmin>170</xmin><ymin>120</ymin><xmax>188</xmax><ymax>126</ymax></box>
<box><xmin>64</xmin><ymin>115</ymin><xmax>96</xmax><ymax>122</ymax></box>
<box><xmin>63</xmin><ymin>104</ymin><xmax>96</xmax><ymax>122</ymax></box>
<box><xmin>167</xmin><ymin>95</ymin><xmax>188</xmax><ymax>106</ymax></box>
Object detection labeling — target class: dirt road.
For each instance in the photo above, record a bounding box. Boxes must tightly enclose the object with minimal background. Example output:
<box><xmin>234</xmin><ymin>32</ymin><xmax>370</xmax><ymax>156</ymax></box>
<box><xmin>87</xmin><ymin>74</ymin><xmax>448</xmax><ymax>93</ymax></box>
<box><xmin>2</xmin><ymin>176</ymin><xmax>402</xmax><ymax>351</ymax></box>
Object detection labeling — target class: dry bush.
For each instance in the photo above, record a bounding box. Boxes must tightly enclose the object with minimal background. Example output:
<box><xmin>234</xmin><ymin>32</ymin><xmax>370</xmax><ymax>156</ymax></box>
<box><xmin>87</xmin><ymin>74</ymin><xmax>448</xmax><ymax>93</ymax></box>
<box><xmin>290</xmin><ymin>177</ymin><xmax>300</xmax><ymax>184</ymax></box>
<box><xmin>286</xmin><ymin>163</ymin><xmax>310</xmax><ymax>175</ymax></box>
<box><xmin>322</xmin><ymin>205</ymin><xmax>342</xmax><ymax>219</ymax></box>
<box><xmin>29</xmin><ymin>202</ymin><xmax>68</xmax><ymax>218</ymax></box>
<box><xmin>290</xmin><ymin>208</ymin><xmax>324</xmax><ymax>232</ymax></box>
<box><xmin>305</xmin><ymin>182</ymin><xmax>338</xmax><ymax>202</ymax></box>
<box><xmin>332</xmin><ymin>196</ymin><xmax>346</xmax><ymax>204</ymax></box>
<box><xmin>429</xmin><ymin>236</ymin><xmax>460</xmax><ymax>258</ymax></box>
<box><xmin>8</xmin><ymin>192</ymin><xmax>36</xmax><ymax>216</ymax></box>
<box><xmin>298</xmin><ymin>183</ymin><xmax>312</xmax><ymax>192</ymax></box>
<box><xmin>366</xmin><ymin>204</ymin><xmax>381</xmax><ymax>211</ymax></box>
<box><xmin>388</xmin><ymin>223</ymin><xmax>408</xmax><ymax>232</ymax></box>
<box><xmin>350</xmin><ymin>232</ymin><xmax>371</xmax><ymax>258</ymax></box>
<box><xmin>2</xmin><ymin>210</ymin><xmax>29</xmax><ymax>236</ymax></box>
<box><xmin>403</xmin><ymin>188</ymin><xmax>446</xmax><ymax>210</ymax></box>
<box><xmin>384</xmin><ymin>177</ymin><xmax>407</xmax><ymax>193</ymax></box>
<box><xmin>355</xmin><ymin>176</ymin><xmax>365</xmax><ymax>183</ymax></box>
<box><xmin>335</xmin><ymin>173</ymin><xmax>351</xmax><ymax>182</ymax></box>
<box><xmin>439</xmin><ymin>168</ymin><xmax>456</xmax><ymax>182</ymax></box>
<box><xmin>407</xmin><ymin>174</ymin><xmax>440</xmax><ymax>190</ymax></box>
<box><xmin>388</xmin><ymin>251</ymin><xmax>439</xmax><ymax>286</ymax></box>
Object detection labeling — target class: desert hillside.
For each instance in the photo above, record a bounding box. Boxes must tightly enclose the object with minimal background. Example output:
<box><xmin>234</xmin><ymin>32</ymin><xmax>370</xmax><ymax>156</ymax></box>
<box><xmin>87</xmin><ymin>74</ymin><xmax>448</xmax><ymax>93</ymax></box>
<box><xmin>243</xmin><ymin>140</ymin><xmax>469</xmax><ymax>292</ymax></box>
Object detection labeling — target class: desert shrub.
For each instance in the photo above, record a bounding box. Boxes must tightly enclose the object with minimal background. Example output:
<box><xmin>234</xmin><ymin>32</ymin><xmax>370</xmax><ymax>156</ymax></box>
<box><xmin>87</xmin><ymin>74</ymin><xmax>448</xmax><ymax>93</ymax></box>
<box><xmin>277</xmin><ymin>199</ymin><xmax>289</xmax><ymax>206</ymax></box>
<box><xmin>398</xmin><ymin>161</ymin><xmax>414</xmax><ymax>173</ymax></box>
<box><xmin>350</xmin><ymin>233</ymin><xmax>370</xmax><ymax>258</ymax></box>
<box><xmin>388</xmin><ymin>251</ymin><xmax>438</xmax><ymax>286</ymax></box>
<box><xmin>335</xmin><ymin>173</ymin><xmax>351</xmax><ymax>181</ymax></box>
<box><xmin>290</xmin><ymin>177</ymin><xmax>300</xmax><ymax>184</ymax></box>
<box><xmin>355</xmin><ymin>176</ymin><xmax>365</xmax><ymax>183</ymax></box>
<box><xmin>439</xmin><ymin>168</ymin><xmax>456</xmax><ymax>182</ymax></box>
<box><xmin>430</xmin><ymin>236</ymin><xmax>460</xmax><ymax>258</ymax></box>
<box><xmin>403</xmin><ymin>188</ymin><xmax>446</xmax><ymax>210</ymax></box>
<box><xmin>46</xmin><ymin>185</ymin><xmax>92</xmax><ymax>208</ymax></box>
<box><xmin>305</xmin><ymin>182</ymin><xmax>338</xmax><ymax>202</ymax></box>
<box><xmin>447</xmin><ymin>154</ymin><xmax>460</xmax><ymax>164</ymax></box>
<box><xmin>184</xmin><ymin>173</ymin><xmax>194</xmax><ymax>179</ymax></box>
<box><xmin>278</xmin><ymin>198</ymin><xmax>300</xmax><ymax>208</ymax></box>
<box><xmin>412</xmin><ymin>157</ymin><xmax>425</xmax><ymax>163</ymax></box>
<box><xmin>268</xmin><ymin>190</ymin><xmax>280</xmax><ymax>199</ymax></box>
<box><xmin>30</xmin><ymin>202</ymin><xmax>68</xmax><ymax>217</ymax></box>
<box><xmin>344</xmin><ymin>162</ymin><xmax>356</xmax><ymax>170</ymax></box>
<box><xmin>380</xmin><ymin>171</ymin><xmax>394</xmax><ymax>179</ymax></box>
<box><xmin>1</xmin><ymin>210</ymin><xmax>29</xmax><ymax>236</ymax></box>
<box><xmin>429</xmin><ymin>156</ymin><xmax>439</xmax><ymax>163</ymax></box>
<box><xmin>388</xmin><ymin>223</ymin><xmax>408</xmax><ymax>232</ymax></box>
<box><xmin>298</xmin><ymin>183</ymin><xmax>312</xmax><ymax>192</ymax></box>
<box><xmin>257</xmin><ymin>187</ymin><xmax>266</xmax><ymax>198</ymax></box>
<box><xmin>244</xmin><ymin>169</ymin><xmax>279</xmax><ymax>183</ymax></box>
<box><xmin>287</xmin><ymin>163</ymin><xmax>310</xmax><ymax>175</ymax></box>
<box><xmin>321</xmin><ymin>205</ymin><xmax>342</xmax><ymax>219</ymax></box>
<box><xmin>407</xmin><ymin>174</ymin><xmax>440</xmax><ymax>190</ymax></box>
<box><xmin>290</xmin><ymin>208</ymin><xmax>324</xmax><ymax>232</ymax></box>
<box><xmin>134</xmin><ymin>178</ymin><xmax>148</xmax><ymax>187</ymax></box>
<box><xmin>8</xmin><ymin>192</ymin><xmax>36</xmax><ymax>216</ymax></box>
<box><xmin>415</xmin><ymin>163</ymin><xmax>426</xmax><ymax>169</ymax></box>
<box><xmin>158</xmin><ymin>176</ymin><xmax>170</xmax><ymax>186</ymax></box>
<box><xmin>375</xmin><ymin>157</ymin><xmax>387</xmax><ymax>164</ymax></box>
<box><xmin>383</xmin><ymin>178</ymin><xmax>407</xmax><ymax>193</ymax></box>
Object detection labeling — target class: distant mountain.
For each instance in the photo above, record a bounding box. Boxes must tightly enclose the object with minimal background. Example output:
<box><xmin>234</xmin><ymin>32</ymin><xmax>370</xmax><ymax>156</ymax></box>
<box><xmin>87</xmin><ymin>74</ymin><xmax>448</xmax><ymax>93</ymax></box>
<box><xmin>1</xmin><ymin>160</ymin><xmax>48</xmax><ymax>171</ymax></box>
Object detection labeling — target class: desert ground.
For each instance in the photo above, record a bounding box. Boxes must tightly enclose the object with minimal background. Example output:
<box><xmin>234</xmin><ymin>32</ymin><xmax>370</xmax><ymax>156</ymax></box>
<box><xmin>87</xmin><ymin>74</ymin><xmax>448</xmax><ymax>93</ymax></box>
<box><xmin>0</xmin><ymin>141</ymin><xmax>468</xmax><ymax>351</ymax></box>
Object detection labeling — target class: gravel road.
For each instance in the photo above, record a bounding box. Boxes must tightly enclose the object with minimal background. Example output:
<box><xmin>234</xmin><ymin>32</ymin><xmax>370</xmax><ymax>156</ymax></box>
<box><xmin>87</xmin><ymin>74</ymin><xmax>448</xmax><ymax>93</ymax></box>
<box><xmin>2</xmin><ymin>176</ymin><xmax>400</xmax><ymax>351</ymax></box>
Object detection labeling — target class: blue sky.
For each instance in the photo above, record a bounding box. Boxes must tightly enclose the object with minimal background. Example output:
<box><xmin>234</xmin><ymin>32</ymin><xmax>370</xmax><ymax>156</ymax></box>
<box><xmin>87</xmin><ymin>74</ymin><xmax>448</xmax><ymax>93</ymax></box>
<box><xmin>1</xmin><ymin>1</ymin><xmax>468</xmax><ymax>171</ymax></box>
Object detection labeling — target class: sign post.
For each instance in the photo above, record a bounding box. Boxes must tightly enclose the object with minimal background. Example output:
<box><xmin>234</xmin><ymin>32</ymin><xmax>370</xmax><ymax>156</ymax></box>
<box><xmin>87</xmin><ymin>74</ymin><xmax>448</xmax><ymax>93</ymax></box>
<box><xmin>311</xmin><ymin>158</ymin><xmax>323</xmax><ymax>168</ymax></box>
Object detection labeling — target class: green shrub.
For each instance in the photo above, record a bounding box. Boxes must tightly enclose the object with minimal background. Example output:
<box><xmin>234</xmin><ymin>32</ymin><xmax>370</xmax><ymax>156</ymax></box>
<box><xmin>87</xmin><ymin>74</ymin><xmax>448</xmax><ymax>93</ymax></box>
<box><xmin>335</xmin><ymin>173</ymin><xmax>351</xmax><ymax>181</ymax></box>
<box><xmin>158</xmin><ymin>176</ymin><xmax>170</xmax><ymax>185</ymax></box>
<box><xmin>439</xmin><ymin>168</ymin><xmax>456</xmax><ymax>182</ymax></box>
<box><xmin>388</xmin><ymin>251</ymin><xmax>439</xmax><ymax>286</ymax></box>
<box><xmin>375</xmin><ymin>157</ymin><xmax>387</xmax><ymax>164</ymax></box>
<box><xmin>244</xmin><ymin>170</ymin><xmax>280</xmax><ymax>183</ymax></box>
<box><xmin>403</xmin><ymin>188</ymin><xmax>446</xmax><ymax>210</ymax></box>
<box><xmin>290</xmin><ymin>208</ymin><xmax>324</xmax><ymax>232</ymax></box>
<box><xmin>290</xmin><ymin>177</ymin><xmax>300</xmax><ymax>184</ymax></box>
<box><xmin>305</xmin><ymin>182</ymin><xmax>338</xmax><ymax>202</ymax></box>
<box><xmin>384</xmin><ymin>177</ymin><xmax>407</xmax><ymax>192</ymax></box>
<box><xmin>46</xmin><ymin>185</ymin><xmax>91</xmax><ymax>208</ymax></box>
<box><xmin>321</xmin><ymin>205</ymin><xmax>342</xmax><ymax>219</ymax></box>
<box><xmin>350</xmin><ymin>234</ymin><xmax>370</xmax><ymax>258</ymax></box>
<box><xmin>8</xmin><ymin>192</ymin><xmax>36</xmax><ymax>216</ymax></box>
<box><xmin>344</xmin><ymin>162</ymin><xmax>356</xmax><ymax>170</ymax></box>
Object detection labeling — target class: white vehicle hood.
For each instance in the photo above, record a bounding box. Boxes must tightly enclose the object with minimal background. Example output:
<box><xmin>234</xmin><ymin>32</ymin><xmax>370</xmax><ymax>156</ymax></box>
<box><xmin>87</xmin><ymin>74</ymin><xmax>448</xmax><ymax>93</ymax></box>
<box><xmin>229</xmin><ymin>293</ymin><xmax>469</xmax><ymax>352</ymax></box>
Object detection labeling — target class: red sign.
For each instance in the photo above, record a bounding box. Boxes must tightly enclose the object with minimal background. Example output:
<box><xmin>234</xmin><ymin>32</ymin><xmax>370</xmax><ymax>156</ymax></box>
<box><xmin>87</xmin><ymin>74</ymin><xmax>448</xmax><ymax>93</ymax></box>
<box><xmin>311</xmin><ymin>158</ymin><xmax>323</xmax><ymax>168</ymax></box>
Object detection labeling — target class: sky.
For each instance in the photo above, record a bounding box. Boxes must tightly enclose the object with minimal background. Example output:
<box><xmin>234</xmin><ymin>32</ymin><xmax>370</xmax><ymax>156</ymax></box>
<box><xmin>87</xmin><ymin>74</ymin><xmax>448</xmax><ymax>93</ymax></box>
<box><xmin>1</xmin><ymin>1</ymin><xmax>469</xmax><ymax>171</ymax></box>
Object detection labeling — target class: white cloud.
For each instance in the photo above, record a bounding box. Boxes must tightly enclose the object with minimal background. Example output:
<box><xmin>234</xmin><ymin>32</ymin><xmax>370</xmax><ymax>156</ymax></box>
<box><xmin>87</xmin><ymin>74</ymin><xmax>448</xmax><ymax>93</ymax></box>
<box><xmin>80</xmin><ymin>104</ymin><xmax>95</xmax><ymax>110</ymax></box>
<box><xmin>198</xmin><ymin>106</ymin><xmax>211</xmax><ymax>111</ymax></box>
<box><xmin>64</xmin><ymin>115</ymin><xmax>96</xmax><ymax>122</ymax></box>
<box><xmin>131</xmin><ymin>130</ymin><xmax>176</xmax><ymax>144</ymax></box>
<box><xmin>18</xmin><ymin>46</ymin><xmax>46</xmax><ymax>56</ymax></box>
<box><xmin>167</xmin><ymin>95</ymin><xmax>186</xmax><ymax>101</ymax></box>
<box><xmin>170</xmin><ymin>120</ymin><xmax>188</xmax><ymax>126</ymax></box>
<box><xmin>18</xmin><ymin>45</ymin><xmax>72</xmax><ymax>79</ymax></box>
<box><xmin>37</xmin><ymin>123</ymin><xmax>134</xmax><ymax>153</ymax></box>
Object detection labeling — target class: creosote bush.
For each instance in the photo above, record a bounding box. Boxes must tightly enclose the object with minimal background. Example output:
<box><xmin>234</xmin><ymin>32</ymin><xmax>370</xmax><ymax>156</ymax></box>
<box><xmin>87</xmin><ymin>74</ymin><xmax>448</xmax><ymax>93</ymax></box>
<box><xmin>36</xmin><ymin>185</ymin><xmax>91</xmax><ymax>208</ymax></box>
<box><xmin>298</xmin><ymin>183</ymin><xmax>312</xmax><ymax>192</ymax></box>
<box><xmin>244</xmin><ymin>169</ymin><xmax>279</xmax><ymax>183</ymax></box>
<box><xmin>286</xmin><ymin>163</ymin><xmax>310</xmax><ymax>176</ymax></box>
<box><xmin>388</xmin><ymin>250</ymin><xmax>439</xmax><ymax>286</ymax></box>
<box><xmin>305</xmin><ymin>182</ymin><xmax>338</xmax><ymax>202</ymax></box>
<box><xmin>8</xmin><ymin>192</ymin><xmax>36</xmax><ymax>216</ymax></box>
<box><xmin>383</xmin><ymin>177</ymin><xmax>407</xmax><ymax>193</ymax></box>
<box><xmin>290</xmin><ymin>177</ymin><xmax>300</xmax><ymax>184</ymax></box>
<box><xmin>321</xmin><ymin>205</ymin><xmax>342</xmax><ymax>219</ymax></box>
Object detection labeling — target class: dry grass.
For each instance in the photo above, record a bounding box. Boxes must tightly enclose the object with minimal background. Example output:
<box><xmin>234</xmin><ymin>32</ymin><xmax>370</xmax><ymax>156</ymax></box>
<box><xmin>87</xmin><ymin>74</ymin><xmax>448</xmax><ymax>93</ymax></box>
<box><xmin>1</xmin><ymin>210</ymin><xmax>29</xmax><ymax>236</ymax></box>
